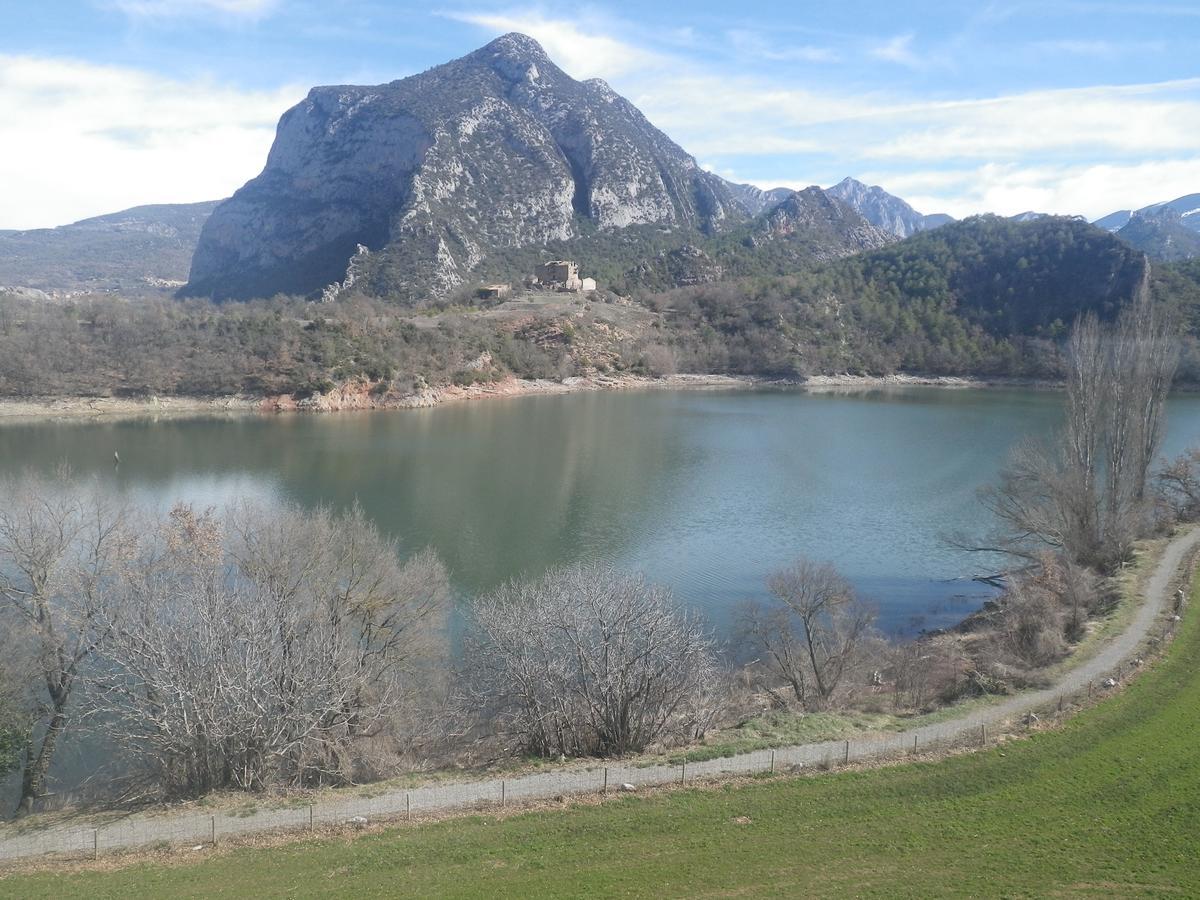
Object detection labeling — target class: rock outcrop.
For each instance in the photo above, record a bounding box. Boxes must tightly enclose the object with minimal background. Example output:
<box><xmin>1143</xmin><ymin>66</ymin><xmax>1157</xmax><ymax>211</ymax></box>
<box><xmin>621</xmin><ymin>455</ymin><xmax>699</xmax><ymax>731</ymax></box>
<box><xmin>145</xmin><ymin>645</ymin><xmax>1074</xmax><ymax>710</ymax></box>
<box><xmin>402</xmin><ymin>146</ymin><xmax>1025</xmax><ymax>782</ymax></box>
<box><xmin>184</xmin><ymin>33</ymin><xmax>745</xmax><ymax>302</ymax></box>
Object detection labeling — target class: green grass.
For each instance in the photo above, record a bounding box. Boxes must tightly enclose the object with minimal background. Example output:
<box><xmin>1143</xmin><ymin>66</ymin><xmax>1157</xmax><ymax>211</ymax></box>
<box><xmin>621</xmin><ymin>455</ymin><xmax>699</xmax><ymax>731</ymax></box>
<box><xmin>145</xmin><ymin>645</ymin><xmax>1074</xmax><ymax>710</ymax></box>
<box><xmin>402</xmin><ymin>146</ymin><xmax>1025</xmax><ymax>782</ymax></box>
<box><xmin>5</xmin><ymin>579</ymin><xmax>1200</xmax><ymax>898</ymax></box>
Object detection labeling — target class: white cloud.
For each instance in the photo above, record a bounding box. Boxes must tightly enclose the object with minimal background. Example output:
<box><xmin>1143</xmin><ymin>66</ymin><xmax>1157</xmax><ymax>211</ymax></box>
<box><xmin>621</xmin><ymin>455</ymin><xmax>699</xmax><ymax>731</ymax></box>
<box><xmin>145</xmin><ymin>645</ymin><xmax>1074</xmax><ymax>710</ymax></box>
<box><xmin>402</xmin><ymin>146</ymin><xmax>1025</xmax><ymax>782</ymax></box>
<box><xmin>864</xmin><ymin>80</ymin><xmax>1200</xmax><ymax>161</ymax></box>
<box><xmin>862</xmin><ymin>158</ymin><xmax>1200</xmax><ymax>220</ymax></box>
<box><xmin>440</xmin><ymin>10</ymin><xmax>664</xmax><ymax>79</ymax></box>
<box><xmin>726</xmin><ymin>30</ymin><xmax>839</xmax><ymax>63</ymax></box>
<box><xmin>0</xmin><ymin>55</ymin><xmax>301</xmax><ymax>229</ymax></box>
<box><xmin>109</xmin><ymin>0</ymin><xmax>278</xmax><ymax>19</ymax></box>
<box><xmin>870</xmin><ymin>33</ymin><xmax>924</xmax><ymax>69</ymax></box>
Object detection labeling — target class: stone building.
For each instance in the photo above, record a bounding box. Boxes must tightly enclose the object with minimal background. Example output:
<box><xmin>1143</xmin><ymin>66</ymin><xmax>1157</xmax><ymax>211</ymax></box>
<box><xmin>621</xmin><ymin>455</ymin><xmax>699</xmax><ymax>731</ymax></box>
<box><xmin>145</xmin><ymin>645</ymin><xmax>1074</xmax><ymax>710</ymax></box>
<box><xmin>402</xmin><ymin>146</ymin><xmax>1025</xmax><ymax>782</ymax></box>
<box><xmin>533</xmin><ymin>260</ymin><xmax>596</xmax><ymax>293</ymax></box>
<box><xmin>536</xmin><ymin>260</ymin><xmax>581</xmax><ymax>290</ymax></box>
<box><xmin>477</xmin><ymin>283</ymin><xmax>511</xmax><ymax>300</ymax></box>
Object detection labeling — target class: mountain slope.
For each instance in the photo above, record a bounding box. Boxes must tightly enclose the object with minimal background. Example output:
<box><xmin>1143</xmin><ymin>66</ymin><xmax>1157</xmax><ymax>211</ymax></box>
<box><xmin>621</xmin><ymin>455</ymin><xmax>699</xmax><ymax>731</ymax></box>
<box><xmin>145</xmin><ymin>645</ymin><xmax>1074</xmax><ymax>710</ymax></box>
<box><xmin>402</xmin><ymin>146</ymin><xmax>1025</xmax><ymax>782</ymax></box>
<box><xmin>1117</xmin><ymin>206</ymin><xmax>1200</xmax><ymax>261</ymax></box>
<box><xmin>752</xmin><ymin>187</ymin><xmax>895</xmax><ymax>259</ymax></box>
<box><xmin>651</xmin><ymin>214</ymin><xmax>1152</xmax><ymax>378</ymax></box>
<box><xmin>1095</xmin><ymin>192</ymin><xmax>1200</xmax><ymax>236</ymax></box>
<box><xmin>184</xmin><ymin>34</ymin><xmax>746</xmax><ymax>302</ymax></box>
<box><xmin>824</xmin><ymin>177</ymin><xmax>952</xmax><ymax>238</ymax></box>
<box><xmin>0</xmin><ymin>201</ymin><xmax>219</xmax><ymax>295</ymax></box>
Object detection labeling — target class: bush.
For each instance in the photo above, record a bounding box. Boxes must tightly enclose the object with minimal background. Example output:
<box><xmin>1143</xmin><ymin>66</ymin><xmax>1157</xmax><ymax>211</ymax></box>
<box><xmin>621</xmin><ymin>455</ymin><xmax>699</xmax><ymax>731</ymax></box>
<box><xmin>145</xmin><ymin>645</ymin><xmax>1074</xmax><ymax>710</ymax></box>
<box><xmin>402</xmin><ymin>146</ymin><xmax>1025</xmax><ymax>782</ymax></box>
<box><xmin>460</xmin><ymin>565</ymin><xmax>720</xmax><ymax>758</ymax></box>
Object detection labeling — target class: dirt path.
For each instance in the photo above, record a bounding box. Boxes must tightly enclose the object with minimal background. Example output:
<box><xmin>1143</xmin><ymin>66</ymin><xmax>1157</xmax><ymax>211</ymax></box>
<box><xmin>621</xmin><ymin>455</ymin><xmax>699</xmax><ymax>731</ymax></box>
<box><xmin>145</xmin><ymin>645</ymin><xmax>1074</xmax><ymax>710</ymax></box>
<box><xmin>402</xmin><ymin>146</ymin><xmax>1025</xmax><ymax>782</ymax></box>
<box><xmin>2</xmin><ymin>527</ymin><xmax>1195</xmax><ymax>864</ymax></box>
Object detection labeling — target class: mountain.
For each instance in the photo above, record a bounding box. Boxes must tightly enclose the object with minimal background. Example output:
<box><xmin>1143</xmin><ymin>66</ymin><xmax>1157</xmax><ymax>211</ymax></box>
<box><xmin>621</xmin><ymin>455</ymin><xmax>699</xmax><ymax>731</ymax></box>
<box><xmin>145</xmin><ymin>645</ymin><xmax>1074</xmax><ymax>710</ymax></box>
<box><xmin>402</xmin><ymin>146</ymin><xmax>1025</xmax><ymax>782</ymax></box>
<box><xmin>1094</xmin><ymin>193</ymin><xmax>1200</xmax><ymax>236</ymax></box>
<box><xmin>1009</xmin><ymin>211</ymin><xmax>1049</xmax><ymax>223</ymax></box>
<box><xmin>754</xmin><ymin>187</ymin><xmax>895</xmax><ymax>259</ymax></box>
<box><xmin>1139</xmin><ymin>193</ymin><xmax>1200</xmax><ymax>232</ymax></box>
<box><xmin>184</xmin><ymin>34</ymin><xmax>749</xmax><ymax>302</ymax></box>
<box><xmin>1116</xmin><ymin>206</ymin><xmax>1200</xmax><ymax>261</ymax></box>
<box><xmin>824</xmin><ymin>177</ymin><xmax>953</xmax><ymax>238</ymax></box>
<box><xmin>0</xmin><ymin>201</ymin><xmax>219</xmax><ymax>295</ymax></box>
<box><xmin>1093</xmin><ymin>209</ymin><xmax>1132</xmax><ymax>232</ymax></box>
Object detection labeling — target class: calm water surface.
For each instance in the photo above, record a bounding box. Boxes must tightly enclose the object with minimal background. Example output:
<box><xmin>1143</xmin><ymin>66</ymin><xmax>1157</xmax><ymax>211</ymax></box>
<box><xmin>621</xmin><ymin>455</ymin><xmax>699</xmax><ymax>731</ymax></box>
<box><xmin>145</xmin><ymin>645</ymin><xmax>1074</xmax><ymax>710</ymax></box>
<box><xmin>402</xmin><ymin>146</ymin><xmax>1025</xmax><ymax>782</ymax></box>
<box><xmin>5</xmin><ymin>386</ymin><xmax>1200</xmax><ymax>637</ymax></box>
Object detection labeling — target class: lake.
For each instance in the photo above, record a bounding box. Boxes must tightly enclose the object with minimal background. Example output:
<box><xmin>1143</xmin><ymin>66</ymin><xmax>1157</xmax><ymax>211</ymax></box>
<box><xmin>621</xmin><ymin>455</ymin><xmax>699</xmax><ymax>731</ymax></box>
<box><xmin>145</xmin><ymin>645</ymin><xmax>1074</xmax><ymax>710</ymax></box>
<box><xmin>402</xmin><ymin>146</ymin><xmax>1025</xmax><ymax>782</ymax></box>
<box><xmin>4</xmin><ymin>385</ymin><xmax>1200</xmax><ymax>638</ymax></box>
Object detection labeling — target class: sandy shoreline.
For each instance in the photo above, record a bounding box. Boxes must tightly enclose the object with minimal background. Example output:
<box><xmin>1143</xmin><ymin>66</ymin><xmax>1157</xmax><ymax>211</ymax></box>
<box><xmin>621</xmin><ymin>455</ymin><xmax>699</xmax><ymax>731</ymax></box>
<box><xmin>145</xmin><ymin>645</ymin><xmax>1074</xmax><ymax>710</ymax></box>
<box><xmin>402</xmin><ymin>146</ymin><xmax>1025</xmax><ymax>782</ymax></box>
<box><xmin>0</xmin><ymin>372</ymin><xmax>1057</xmax><ymax>422</ymax></box>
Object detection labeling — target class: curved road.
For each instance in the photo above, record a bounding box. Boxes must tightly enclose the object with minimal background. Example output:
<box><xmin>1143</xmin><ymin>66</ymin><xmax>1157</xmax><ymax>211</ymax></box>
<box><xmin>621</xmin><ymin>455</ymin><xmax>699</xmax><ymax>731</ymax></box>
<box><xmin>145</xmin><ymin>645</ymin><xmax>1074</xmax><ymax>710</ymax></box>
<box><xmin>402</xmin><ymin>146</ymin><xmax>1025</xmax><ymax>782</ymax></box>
<box><xmin>1</xmin><ymin>527</ymin><xmax>1197</xmax><ymax>862</ymax></box>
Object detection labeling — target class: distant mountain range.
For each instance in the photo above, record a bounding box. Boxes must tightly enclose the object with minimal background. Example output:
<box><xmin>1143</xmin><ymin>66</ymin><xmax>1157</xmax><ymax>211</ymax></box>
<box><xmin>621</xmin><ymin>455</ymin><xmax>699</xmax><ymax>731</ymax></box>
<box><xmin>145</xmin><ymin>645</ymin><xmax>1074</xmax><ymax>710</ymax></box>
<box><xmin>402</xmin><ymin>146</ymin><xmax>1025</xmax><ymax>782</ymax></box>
<box><xmin>1093</xmin><ymin>194</ymin><xmax>1200</xmax><ymax>234</ymax></box>
<box><xmin>0</xmin><ymin>201</ymin><xmax>219</xmax><ymax>296</ymax></box>
<box><xmin>1088</xmin><ymin>193</ymin><xmax>1200</xmax><ymax>262</ymax></box>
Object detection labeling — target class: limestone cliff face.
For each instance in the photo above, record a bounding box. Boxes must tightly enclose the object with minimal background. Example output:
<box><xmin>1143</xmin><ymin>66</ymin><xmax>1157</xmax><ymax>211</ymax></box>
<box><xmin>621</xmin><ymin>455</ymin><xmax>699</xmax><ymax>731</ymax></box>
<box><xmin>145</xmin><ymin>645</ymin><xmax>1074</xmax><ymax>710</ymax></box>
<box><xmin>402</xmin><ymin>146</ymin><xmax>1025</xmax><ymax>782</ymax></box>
<box><xmin>185</xmin><ymin>33</ymin><xmax>743</xmax><ymax>301</ymax></box>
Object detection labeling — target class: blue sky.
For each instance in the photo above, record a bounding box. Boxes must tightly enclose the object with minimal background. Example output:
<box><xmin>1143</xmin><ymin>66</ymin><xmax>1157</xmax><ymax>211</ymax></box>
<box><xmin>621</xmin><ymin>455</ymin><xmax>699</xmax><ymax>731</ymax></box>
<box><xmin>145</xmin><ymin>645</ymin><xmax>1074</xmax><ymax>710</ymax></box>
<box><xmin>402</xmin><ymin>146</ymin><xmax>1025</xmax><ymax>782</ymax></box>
<box><xmin>1</xmin><ymin>0</ymin><xmax>1199</xmax><ymax>228</ymax></box>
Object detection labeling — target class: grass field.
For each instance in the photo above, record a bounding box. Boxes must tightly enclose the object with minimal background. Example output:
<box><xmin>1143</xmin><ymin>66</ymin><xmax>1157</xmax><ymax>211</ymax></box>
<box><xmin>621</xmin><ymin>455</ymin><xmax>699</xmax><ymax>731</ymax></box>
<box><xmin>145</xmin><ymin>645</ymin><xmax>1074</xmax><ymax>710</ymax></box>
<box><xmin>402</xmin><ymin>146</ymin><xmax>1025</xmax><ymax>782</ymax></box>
<box><xmin>4</xmin><ymin>579</ymin><xmax>1199</xmax><ymax>898</ymax></box>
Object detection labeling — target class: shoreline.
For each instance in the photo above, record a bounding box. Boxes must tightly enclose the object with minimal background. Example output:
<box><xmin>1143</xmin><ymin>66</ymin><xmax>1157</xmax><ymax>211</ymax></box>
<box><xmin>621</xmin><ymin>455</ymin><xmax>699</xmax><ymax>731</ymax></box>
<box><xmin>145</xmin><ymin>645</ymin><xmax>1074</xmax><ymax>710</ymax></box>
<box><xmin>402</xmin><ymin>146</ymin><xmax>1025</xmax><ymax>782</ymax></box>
<box><xmin>0</xmin><ymin>372</ymin><xmax>1062</xmax><ymax>422</ymax></box>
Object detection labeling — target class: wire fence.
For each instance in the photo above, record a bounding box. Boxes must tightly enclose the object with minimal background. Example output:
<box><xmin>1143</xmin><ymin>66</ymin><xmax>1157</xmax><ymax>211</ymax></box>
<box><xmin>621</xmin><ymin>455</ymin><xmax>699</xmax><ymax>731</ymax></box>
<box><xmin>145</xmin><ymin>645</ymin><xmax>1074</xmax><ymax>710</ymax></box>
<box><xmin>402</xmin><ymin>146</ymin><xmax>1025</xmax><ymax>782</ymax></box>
<box><xmin>0</xmin><ymin>551</ymin><xmax>1190</xmax><ymax>865</ymax></box>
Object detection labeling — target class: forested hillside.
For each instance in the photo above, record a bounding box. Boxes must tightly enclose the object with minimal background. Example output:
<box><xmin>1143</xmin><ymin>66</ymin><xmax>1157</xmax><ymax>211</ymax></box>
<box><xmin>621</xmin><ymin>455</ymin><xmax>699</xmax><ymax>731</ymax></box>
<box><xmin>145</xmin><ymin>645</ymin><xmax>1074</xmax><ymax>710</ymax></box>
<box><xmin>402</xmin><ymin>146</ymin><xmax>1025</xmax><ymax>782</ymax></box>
<box><xmin>4</xmin><ymin>215</ymin><xmax>1199</xmax><ymax>400</ymax></box>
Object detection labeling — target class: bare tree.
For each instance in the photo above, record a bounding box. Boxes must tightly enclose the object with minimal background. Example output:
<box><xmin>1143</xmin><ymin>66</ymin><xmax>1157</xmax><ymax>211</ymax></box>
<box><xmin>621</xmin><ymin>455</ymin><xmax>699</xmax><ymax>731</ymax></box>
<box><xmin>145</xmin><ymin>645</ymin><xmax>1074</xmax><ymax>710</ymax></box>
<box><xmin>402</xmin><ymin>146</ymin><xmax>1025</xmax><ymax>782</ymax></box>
<box><xmin>461</xmin><ymin>564</ymin><xmax>719</xmax><ymax>758</ymax></box>
<box><xmin>741</xmin><ymin>559</ymin><xmax>876</xmax><ymax>710</ymax></box>
<box><xmin>979</xmin><ymin>290</ymin><xmax>1177</xmax><ymax>572</ymax></box>
<box><xmin>87</xmin><ymin>501</ymin><xmax>450</xmax><ymax>799</ymax></box>
<box><xmin>1158</xmin><ymin>448</ymin><xmax>1200</xmax><ymax>522</ymax></box>
<box><xmin>0</xmin><ymin>470</ymin><xmax>134</xmax><ymax>816</ymax></box>
<box><xmin>0</xmin><ymin>653</ymin><xmax>25</xmax><ymax>781</ymax></box>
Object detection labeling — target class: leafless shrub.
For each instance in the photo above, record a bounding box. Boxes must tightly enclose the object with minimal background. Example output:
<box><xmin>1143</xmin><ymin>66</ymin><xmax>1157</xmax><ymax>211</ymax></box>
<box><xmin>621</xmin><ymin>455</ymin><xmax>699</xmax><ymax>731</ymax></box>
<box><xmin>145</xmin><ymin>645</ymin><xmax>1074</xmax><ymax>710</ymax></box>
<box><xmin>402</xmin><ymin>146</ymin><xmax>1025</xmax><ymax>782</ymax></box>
<box><xmin>0</xmin><ymin>469</ymin><xmax>135</xmax><ymax>815</ymax></box>
<box><xmin>460</xmin><ymin>564</ymin><xmax>720</xmax><ymax>758</ymax></box>
<box><xmin>740</xmin><ymin>559</ymin><xmax>876</xmax><ymax>710</ymax></box>
<box><xmin>1158</xmin><ymin>448</ymin><xmax>1200</xmax><ymax>522</ymax></box>
<box><xmin>87</xmin><ymin>501</ymin><xmax>450</xmax><ymax>799</ymax></box>
<box><xmin>639</xmin><ymin>343</ymin><xmax>678</xmax><ymax>377</ymax></box>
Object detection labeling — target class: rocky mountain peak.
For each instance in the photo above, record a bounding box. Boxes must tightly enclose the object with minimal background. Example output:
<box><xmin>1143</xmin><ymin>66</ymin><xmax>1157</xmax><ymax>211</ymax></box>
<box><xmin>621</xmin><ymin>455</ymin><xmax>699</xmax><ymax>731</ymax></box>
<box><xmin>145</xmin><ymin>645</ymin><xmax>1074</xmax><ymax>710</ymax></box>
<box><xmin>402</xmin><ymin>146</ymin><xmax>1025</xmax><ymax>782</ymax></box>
<box><xmin>472</xmin><ymin>32</ymin><xmax>557</xmax><ymax>84</ymax></box>
<box><xmin>825</xmin><ymin>176</ymin><xmax>951</xmax><ymax>238</ymax></box>
<box><xmin>183</xmin><ymin>33</ymin><xmax>745</xmax><ymax>301</ymax></box>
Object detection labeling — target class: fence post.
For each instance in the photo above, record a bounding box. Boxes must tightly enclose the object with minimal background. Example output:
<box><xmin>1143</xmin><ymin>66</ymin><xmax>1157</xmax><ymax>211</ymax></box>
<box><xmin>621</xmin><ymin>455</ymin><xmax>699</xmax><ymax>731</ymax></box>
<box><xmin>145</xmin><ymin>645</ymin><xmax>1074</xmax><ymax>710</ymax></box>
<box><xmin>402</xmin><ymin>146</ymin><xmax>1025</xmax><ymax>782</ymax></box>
<box><xmin>844</xmin><ymin>740</ymin><xmax>850</xmax><ymax>764</ymax></box>
<box><xmin>769</xmin><ymin>750</ymin><xmax>775</xmax><ymax>774</ymax></box>
<box><xmin>406</xmin><ymin>792</ymin><xmax>411</xmax><ymax>821</ymax></box>
<box><xmin>93</xmin><ymin>829</ymin><xmax>99</xmax><ymax>861</ymax></box>
<box><xmin>980</xmin><ymin>724</ymin><xmax>987</xmax><ymax>746</ymax></box>
<box><xmin>309</xmin><ymin>804</ymin><xmax>314</xmax><ymax>833</ymax></box>
<box><xmin>602</xmin><ymin>767</ymin><xmax>608</xmax><ymax>794</ymax></box>
<box><xmin>501</xmin><ymin>780</ymin><xmax>506</xmax><ymax>807</ymax></box>
<box><xmin>681</xmin><ymin>759</ymin><xmax>687</xmax><ymax>784</ymax></box>
<box><xmin>211</xmin><ymin>815</ymin><xmax>217</xmax><ymax>847</ymax></box>
<box><xmin>913</xmin><ymin>734</ymin><xmax>918</xmax><ymax>754</ymax></box>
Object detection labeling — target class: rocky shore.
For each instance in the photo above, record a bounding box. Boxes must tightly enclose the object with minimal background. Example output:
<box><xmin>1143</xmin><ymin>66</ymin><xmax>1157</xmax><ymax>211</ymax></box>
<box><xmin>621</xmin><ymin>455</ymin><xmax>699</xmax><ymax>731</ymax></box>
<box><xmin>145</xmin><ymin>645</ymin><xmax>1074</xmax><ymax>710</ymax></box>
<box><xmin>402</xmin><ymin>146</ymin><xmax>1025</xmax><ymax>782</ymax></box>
<box><xmin>0</xmin><ymin>371</ymin><xmax>1083</xmax><ymax>422</ymax></box>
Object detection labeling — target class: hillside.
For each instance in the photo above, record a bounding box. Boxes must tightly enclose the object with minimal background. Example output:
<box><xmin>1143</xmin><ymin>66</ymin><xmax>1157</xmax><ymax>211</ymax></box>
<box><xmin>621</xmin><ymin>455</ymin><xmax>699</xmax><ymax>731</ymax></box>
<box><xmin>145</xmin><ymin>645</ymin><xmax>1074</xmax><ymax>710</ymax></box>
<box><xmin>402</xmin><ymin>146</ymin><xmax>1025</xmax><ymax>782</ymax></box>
<box><xmin>649</xmin><ymin>215</ymin><xmax>1153</xmax><ymax>377</ymax></box>
<box><xmin>1096</xmin><ymin>192</ymin><xmax>1200</xmax><ymax>235</ymax></box>
<box><xmin>0</xmin><ymin>201</ymin><xmax>219</xmax><ymax>296</ymax></box>
<box><xmin>1117</xmin><ymin>206</ymin><xmax>1200</xmax><ymax>261</ymax></box>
